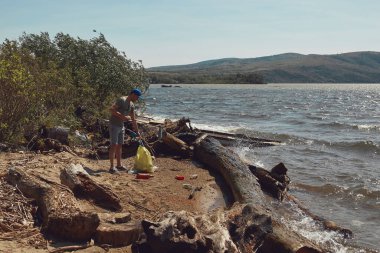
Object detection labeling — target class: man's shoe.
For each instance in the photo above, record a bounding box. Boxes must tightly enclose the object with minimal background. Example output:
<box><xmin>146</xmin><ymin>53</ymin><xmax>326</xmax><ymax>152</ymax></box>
<box><xmin>109</xmin><ymin>167</ymin><xmax>119</xmax><ymax>174</ymax></box>
<box><xmin>116</xmin><ymin>165</ymin><xmax>128</xmax><ymax>171</ymax></box>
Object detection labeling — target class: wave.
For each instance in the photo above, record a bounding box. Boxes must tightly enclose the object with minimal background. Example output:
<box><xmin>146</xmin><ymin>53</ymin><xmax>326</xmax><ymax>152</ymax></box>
<box><xmin>293</xmin><ymin>182</ymin><xmax>380</xmax><ymax>201</ymax></box>
<box><xmin>232</xmin><ymin>128</ymin><xmax>308</xmax><ymax>144</ymax></box>
<box><xmin>144</xmin><ymin>114</ymin><xmax>380</xmax><ymax>153</ymax></box>
<box><xmin>234</xmin><ymin>128</ymin><xmax>380</xmax><ymax>153</ymax></box>
<box><xmin>319</xmin><ymin>140</ymin><xmax>380</xmax><ymax>153</ymax></box>
<box><xmin>317</xmin><ymin>122</ymin><xmax>380</xmax><ymax>132</ymax></box>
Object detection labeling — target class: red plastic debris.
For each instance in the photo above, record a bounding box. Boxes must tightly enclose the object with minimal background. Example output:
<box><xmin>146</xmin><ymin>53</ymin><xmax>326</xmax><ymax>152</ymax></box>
<box><xmin>136</xmin><ymin>173</ymin><xmax>153</xmax><ymax>179</ymax></box>
<box><xmin>175</xmin><ymin>175</ymin><xmax>185</xmax><ymax>180</ymax></box>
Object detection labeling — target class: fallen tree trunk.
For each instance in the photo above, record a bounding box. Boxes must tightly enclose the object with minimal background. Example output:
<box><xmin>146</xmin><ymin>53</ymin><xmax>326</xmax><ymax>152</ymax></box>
<box><xmin>60</xmin><ymin>164</ymin><xmax>122</xmax><ymax>211</ymax></box>
<box><xmin>193</xmin><ymin>137</ymin><xmax>264</xmax><ymax>205</ymax></box>
<box><xmin>190</xmin><ymin>137</ymin><xmax>325</xmax><ymax>253</ymax></box>
<box><xmin>6</xmin><ymin>167</ymin><xmax>99</xmax><ymax>241</ymax></box>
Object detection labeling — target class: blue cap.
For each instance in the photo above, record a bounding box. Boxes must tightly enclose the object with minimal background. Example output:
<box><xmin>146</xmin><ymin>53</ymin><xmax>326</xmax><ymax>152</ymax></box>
<box><xmin>131</xmin><ymin>88</ymin><xmax>142</xmax><ymax>97</ymax></box>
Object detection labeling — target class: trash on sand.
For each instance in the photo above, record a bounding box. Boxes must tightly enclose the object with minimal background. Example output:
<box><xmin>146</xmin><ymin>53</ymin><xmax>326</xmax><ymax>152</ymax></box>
<box><xmin>182</xmin><ymin>184</ymin><xmax>193</xmax><ymax>190</ymax></box>
<box><xmin>188</xmin><ymin>186</ymin><xmax>202</xmax><ymax>199</ymax></box>
<box><xmin>134</xmin><ymin>146</ymin><xmax>154</xmax><ymax>173</ymax></box>
<box><xmin>136</xmin><ymin>173</ymin><xmax>154</xmax><ymax>179</ymax></box>
<box><xmin>190</xmin><ymin>174</ymin><xmax>198</xmax><ymax>180</ymax></box>
<box><xmin>175</xmin><ymin>175</ymin><xmax>185</xmax><ymax>180</ymax></box>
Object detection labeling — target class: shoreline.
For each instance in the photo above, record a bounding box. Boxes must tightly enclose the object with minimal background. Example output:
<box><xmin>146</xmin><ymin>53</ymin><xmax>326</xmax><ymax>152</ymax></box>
<box><xmin>0</xmin><ymin>117</ymin><xmax>378</xmax><ymax>252</ymax></box>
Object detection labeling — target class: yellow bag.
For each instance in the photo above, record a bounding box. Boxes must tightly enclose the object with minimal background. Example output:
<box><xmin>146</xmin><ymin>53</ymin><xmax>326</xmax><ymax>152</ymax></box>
<box><xmin>134</xmin><ymin>146</ymin><xmax>154</xmax><ymax>173</ymax></box>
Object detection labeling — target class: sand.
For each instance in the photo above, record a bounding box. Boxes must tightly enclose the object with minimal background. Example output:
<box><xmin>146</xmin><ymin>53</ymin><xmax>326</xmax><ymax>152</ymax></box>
<box><xmin>0</xmin><ymin>150</ymin><xmax>231</xmax><ymax>252</ymax></box>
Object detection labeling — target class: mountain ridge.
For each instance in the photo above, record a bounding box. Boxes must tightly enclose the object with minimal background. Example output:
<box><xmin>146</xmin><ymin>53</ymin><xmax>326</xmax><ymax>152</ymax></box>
<box><xmin>148</xmin><ymin>51</ymin><xmax>380</xmax><ymax>83</ymax></box>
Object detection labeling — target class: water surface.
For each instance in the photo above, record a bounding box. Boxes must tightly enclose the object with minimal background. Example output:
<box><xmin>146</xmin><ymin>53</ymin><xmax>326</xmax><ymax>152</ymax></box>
<box><xmin>143</xmin><ymin>83</ymin><xmax>380</xmax><ymax>252</ymax></box>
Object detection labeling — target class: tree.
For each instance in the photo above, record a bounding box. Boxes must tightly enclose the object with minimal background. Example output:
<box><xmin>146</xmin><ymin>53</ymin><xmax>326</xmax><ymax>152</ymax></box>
<box><xmin>0</xmin><ymin>32</ymin><xmax>149</xmax><ymax>143</ymax></box>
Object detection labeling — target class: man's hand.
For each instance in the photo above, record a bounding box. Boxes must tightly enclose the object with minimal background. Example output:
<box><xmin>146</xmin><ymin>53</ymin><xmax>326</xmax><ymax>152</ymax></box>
<box><xmin>123</xmin><ymin>115</ymin><xmax>132</xmax><ymax>122</ymax></box>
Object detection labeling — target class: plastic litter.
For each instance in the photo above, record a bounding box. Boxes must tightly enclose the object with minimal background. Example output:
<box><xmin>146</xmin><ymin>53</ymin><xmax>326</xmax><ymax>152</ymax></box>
<box><xmin>175</xmin><ymin>175</ymin><xmax>185</xmax><ymax>180</ymax></box>
<box><xmin>182</xmin><ymin>184</ymin><xmax>193</xmax><ymax>190</ymax></box>
<box><xmin>190</xmin><ymin>174</ymin><xmax>198</xmax><ymax>180</ymax></box>
<box><xmin>134</xmin><ymin>145</ymin><xmax>154</xmax><ymax>173</ymax></box>
<box><xmin>136</xmin><ymin>173</ymin><xmax>153</xmax><ymax>179</ymax></box>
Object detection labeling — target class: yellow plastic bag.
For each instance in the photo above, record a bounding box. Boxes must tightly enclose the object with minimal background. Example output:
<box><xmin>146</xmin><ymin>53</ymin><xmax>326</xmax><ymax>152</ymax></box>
<box><xmin>134</xmin><ymin>146</ymin><xmax>154</xmax><ymax>173</ymax></box>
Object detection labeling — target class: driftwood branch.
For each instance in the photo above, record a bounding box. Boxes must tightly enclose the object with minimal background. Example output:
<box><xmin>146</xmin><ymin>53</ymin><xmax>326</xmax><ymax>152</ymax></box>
<box><xmin>60</xmin><ymin>164</ymin><xmax>122</xmax><ymax>211</ymax></box>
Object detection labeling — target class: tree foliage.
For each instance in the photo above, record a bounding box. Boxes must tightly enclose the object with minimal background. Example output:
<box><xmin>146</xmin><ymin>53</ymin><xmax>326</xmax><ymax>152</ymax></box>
<box><xmin>0</xmin><ymin>32</ymin><xmax>149</xmax><ymax>143</ymax></box>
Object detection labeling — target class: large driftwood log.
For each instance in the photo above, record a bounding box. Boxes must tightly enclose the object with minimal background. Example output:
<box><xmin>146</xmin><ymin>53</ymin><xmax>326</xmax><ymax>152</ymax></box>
<box><xmin>60</xmin><ymin>164</ymin><xmax>122</xmax><ymax>211</ymax></box>
<box><xmin>133</xmin><ymin>203</ymin><xmax>322</xmax><ymax>253</ymax></box>
<box><xmin>193</xmin><ymin>137</ymin><xmax>264</xmax><ymax>205</ymax></box>
<box><xmin>6</xmin><ymin>167</ymin><xmax>99</xmax><ymax>241</ymax></box>
<box><xmin>191</xmin><ymin>137</ymin><xmax>325</xmax><ymax>253</ymax></box>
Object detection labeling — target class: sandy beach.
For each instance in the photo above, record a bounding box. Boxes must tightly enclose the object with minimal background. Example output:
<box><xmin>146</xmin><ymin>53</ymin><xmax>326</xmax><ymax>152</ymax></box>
<box><xmin>0</xmin><ymin>150</ymin><xmax>231</xmax><ymax>252</ymax></box>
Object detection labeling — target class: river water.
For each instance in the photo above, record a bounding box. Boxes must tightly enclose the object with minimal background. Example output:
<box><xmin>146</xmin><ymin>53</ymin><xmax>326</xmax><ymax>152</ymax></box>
<box><xmin>143</xmin><ymin>83</ymin><xmax>380</xmax><ymax>252</ymax></box>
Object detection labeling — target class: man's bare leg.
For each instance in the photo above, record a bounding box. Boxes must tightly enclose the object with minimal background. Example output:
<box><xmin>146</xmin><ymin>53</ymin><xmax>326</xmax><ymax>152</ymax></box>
<box><xmin>115</xmin><ymin>144</ymin><xmax>122</xmax><ymax>167</ymax></box>
<box><xmin>109</xmin><ymin>144</ymin><xmax>117</xmax><ymax>169</ymax></box>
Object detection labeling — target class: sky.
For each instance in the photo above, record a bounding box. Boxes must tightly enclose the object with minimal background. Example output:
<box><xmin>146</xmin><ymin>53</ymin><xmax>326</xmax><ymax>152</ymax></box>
<box><xmin>1</xmin><ymin>0</ymin><xmax>380</xmax><ymax>67</ymax></box>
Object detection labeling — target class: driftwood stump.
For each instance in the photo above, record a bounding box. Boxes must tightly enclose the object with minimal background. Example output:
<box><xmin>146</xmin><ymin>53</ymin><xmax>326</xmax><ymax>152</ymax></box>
<box><xmin>6</xmin><ymin>167</ymin><xmax>99</xmax><ymax>241</ymax></box>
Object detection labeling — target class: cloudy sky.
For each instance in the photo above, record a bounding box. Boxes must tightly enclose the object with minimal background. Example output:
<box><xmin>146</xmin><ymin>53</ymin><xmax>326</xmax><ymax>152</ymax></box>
<box><xmin>1</xmin><ymin>0</ymin><xmax>379</xmax><ymax>67</ymax></box>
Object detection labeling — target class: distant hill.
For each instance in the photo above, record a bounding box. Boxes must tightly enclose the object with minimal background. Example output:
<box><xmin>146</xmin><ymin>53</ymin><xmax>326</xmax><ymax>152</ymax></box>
<box><xmin>148</xmin><ymin>52</ymin><xmax>380</xmax><ymax>83</ymax></box>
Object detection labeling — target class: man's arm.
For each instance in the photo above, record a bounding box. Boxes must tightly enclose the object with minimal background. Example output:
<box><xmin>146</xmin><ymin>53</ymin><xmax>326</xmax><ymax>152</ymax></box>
<box><xmin>129</xmin><ymin>107</ymin><xmax>139</xmax><ymax>135</ymax></box>
<box><xmin>110</xmin><ymin>104</ymin><xmax>131</xmax><ymax>121</ymax></box>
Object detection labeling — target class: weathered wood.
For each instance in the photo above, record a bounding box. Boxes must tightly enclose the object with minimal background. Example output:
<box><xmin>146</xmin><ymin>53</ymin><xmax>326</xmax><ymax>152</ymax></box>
<box><xmin>248</xmin><ymin>164</ymin><xmax>289</xmax><ymax>200</ymax></box>
<box><xmin>49</xmin><ymin>243</ymin><xmax>93</xmax><ymax>253</ymax></box>
<box><xmin>6</xmin><ymin>167</ymin><xmax>99</xmax><ymax>241</ymax></box>
<box><xmin>193</xmin><ymin>137</ymin><xmax>264</xmax><ymax>205</ymax></box>
<box><xmin>95</xmin><ymin>222</ymin><xmax>141</xmax><ymax>247</ymax></box>
<box><xmin>161</xmin><ymin>132</ymin><xmax>191</xmax><ymax>157</ymax></box>
<box><xmin>134</xmin><ymin>203</ymin><xmax>322</xmax><ymax>253</ymax></box>
<box><xmin>192</xmin><ymin>137</ymin><xmax>324</xmax><ymax>253</ymax></box>
<box><xmin>60</xmin><ymin>164</ymin><xmax>122</xmax><ymax>211</ymax></box>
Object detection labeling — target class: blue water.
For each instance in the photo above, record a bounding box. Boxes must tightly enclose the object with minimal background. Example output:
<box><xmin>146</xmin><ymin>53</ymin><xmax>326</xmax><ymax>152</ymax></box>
<box><xmin>143</xmin><ymin>83</ymin><xmax>380</xmax><ymax>252</ymax></box>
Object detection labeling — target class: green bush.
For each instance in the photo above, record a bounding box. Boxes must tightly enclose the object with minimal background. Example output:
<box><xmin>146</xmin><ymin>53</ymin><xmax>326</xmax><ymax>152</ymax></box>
<box><xmin>0</xmin><ymin>32</ymin><xmax>149</xmax><ymax>143</ymax></box>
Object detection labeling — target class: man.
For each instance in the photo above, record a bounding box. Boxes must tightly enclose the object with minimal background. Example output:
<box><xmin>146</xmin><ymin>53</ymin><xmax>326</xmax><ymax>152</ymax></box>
<box><xmin>109</xmin><ymin>88</ymin><xmax>142</xmax><ymax>173</ymax></box>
